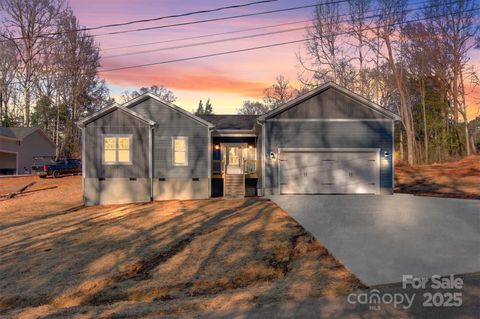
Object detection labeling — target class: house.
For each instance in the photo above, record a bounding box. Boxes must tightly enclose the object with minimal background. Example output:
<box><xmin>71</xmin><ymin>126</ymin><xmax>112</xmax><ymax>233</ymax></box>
<box><xmin>78</xmin><ymin>82</ymin><xmax>401</xmax><ymax>206</ymax></box>
<box><xmin>0</xmin><ymin>127</ymin><xmax>56</xmax><ymax>175</ymax></box>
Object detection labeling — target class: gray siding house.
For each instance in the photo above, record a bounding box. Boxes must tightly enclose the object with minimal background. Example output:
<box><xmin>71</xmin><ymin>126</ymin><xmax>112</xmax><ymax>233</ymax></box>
<box><xmin>0</xmin><ymin>127</ymin><xmax>56</xmax><ymax>175</ymax></box>
<box><xmin>78</xmin><ymin>82</ymin><xmax>400</xmax><ymax>206</ymax></box>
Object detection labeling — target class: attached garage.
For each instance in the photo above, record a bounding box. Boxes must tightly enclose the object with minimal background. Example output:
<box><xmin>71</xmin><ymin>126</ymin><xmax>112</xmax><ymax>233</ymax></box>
<box><xmin>0</xmin><ymin>151</ymin><xmax>17</xmax><ymax>175</ymax></box>
<box><xmin>258</xmin><ymin>82</ymin><xmax>401</xmax><ymax>196</ymax></box>
<box><xmin>279</xmin><ymin>149</ymin><xmax>380</xmax><ymax>194</ymax></box>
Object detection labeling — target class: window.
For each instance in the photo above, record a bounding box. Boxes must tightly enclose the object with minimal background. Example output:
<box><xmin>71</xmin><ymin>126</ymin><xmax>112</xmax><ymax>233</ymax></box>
<box><xmin>173</xmin><ymin>137</ymin><xmax>188</xmax><ymax>166</ymax></box>
<box><xmin>103</xmin><ymin>135</ymin><xmax>132</xmax><ymax>164</ymax></box>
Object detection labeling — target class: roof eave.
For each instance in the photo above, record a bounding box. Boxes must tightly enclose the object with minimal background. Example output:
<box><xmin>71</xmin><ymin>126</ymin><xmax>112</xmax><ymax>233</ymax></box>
<box><xmin>258</xmin><ymin>82</ymin><xmax>401</xmax><ymax>121</ymax></box>
<box><xmin>77</xmin><ymin>103</ymin><xmax>156</xmax><ymax>128</ymax></box>
<box><xmin>122</xmin><ymin>93</ymin><xmax>214</xmax><ymax>128</ymax></box>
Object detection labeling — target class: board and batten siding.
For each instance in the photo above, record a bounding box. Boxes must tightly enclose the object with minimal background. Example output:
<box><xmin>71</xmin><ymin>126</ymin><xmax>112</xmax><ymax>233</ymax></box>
<box><xmin>264</xmin><ymin>121</ymin><xmax>393</xmax><ymax>194</ymax></box>
<box><xmin>129</xmin><ymin>97</ymin><xmax>210</xmax><ymax>200</ymax></box>
<box><xmin>83</xmin><ymin>108</ymin><xmax>151</xmax><ymax>205</ymax></box>
<box><xmin>262</xmin><ymin>87</ymin><xmax>395</xmax><ymax>195</ymax></box>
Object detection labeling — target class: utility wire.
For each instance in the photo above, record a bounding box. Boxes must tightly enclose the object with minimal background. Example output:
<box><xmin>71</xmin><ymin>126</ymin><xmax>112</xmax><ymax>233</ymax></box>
<box><xmin>0</xmin><ymin>0</ymin><xmax>280</xmax><ymax>42</ymax></box>
<box><xmin>101</xmin><ymin>18</ymin><xmax>313</xmax><ymax>52</ymax></box>
<box><xmin>0</xmin><ymin>0</ymin><xmax>349</xmax><ymax>43</ymax></box>
<box><xmin>6</xmin><ymin>6</ymin><xmax>479</xmax><ymax>82</ymax></box>
<box><xmin>94</xmin><ymin>7</ymin><xmax>479</xmax><ymax>73</ymax></box>
<box><xmin>102</xmin><ymin>0</ymin><xmax>433</xmax><ymax>59</ymax></box>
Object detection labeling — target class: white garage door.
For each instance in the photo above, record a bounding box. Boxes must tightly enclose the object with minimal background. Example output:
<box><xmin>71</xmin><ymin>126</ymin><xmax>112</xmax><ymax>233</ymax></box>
<box><xmin>279</xmin><ymin>149</ymin><xmax>379</xmax><ymax>194</ymax></box>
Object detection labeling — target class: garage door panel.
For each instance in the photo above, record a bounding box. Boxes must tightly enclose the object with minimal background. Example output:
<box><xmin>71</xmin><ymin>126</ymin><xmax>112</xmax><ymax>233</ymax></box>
<box><xmin>280</xmin><ymin>150</ymin><xmax>379</xmax><ymax>194</ymax></box>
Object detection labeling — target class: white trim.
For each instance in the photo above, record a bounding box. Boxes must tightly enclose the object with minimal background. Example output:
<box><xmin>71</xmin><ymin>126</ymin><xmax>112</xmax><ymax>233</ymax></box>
<box><xmin>0</xmin><ymin>136</ymin><xmax>19</xmax><ymax>142</ymax></box>
<box><xmin>0</xmin><ymin>149</ymin><xmax>18</xmax><ymax>174</ymax></box>
<box><xmin>213</xmin><ymin>133</ymin><xmax>257</xmax><ymax>137</ymax></box>
<box><xmin>81</xmin><ymin>127</ymin><xmax>86</xmax><ymax>204</ymax></box>
<box><xmin>101</xmin><ymin>134</ymin><xmax>133</xmax><ymax>165</ymax></box>
<box><xmin>392</xmin><ymin>121</ymin><xmax>395</xmax><ymax>193</ymax></box>
<box><xmin>149</xmin><ymin>127</ymin><xmax>153</xmax><ymax>201</ymax></box>
<box><xmin>122</xmin><ymin>93</ymin><xmax>214</xmax><ymax>128</ymax></box>
<box><xmin>208</xmin><ymin>128</ymin><xmax>212</xmax><ymax>197</ymax></box>
<box><xmin>77</xmin><ymin>104</ymin><xmax>156</xmax><ymax>127</ymax></box>
<box><xmin>277</xmin><ymin>147</ymin><xmax>381</xmax><ymax>195</ymax></box>
<box><xmin>258</xmin><ymin>82</ymin><xmax>401</xmax><ymax>122</ymax></box>
<box><xmin>261</xmin><ymin>122</ymin><xmax>266</xmax><ymax>193</ymax></box>
<box><xmin>268</xmin><ymin>118</ymin><xmax>394</xmax><ymax>122</ymax></box>
<box><xmin>279</xmin><ymin>148</ymin><xmax>381</xmax><ymax>152</ymax></box>
<box><xmin>172</xmin><ymin>136</ymin><xmax>189</xmax><ymax>166</ymax></box>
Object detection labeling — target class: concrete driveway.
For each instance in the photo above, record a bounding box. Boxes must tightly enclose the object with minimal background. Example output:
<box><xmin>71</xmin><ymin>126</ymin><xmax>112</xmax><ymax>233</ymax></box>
<box><xmin>269</xmin><ymin>194</ymin><xmax>480</xmax><ymax>286</ymax></box>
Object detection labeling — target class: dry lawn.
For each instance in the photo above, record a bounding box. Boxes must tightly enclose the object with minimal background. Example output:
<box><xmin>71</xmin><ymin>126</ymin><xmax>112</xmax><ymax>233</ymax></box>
<box><xmin>0</xmin><ymin>177</ymin><xmax>362</xmax><ymax>318</ymax></box>
<box><xmin>395</xmin><ymin>155</ymin><xmax>480</xmax><ymax>199</ymax></box>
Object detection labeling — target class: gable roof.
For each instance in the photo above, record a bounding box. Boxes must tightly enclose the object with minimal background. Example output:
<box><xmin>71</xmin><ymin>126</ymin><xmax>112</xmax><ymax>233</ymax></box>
<box><xmin>77</xmin><ymin>103</ymin><xmax>156</xmax><ymax>128</ymax></box>
<box><xmin>0</xmin><ymin>126</ymin><xmax>39</xmax><ymax>140</ymax></box>
<box><xmin>197</xmin><ymin>114</ymin><xmax>258</xmax><ymax>130</ymax></box>
<box><xmin>0</xmin><ymin>126</ymin><xmax>56</xmax><ymax>147</ymax></box>
<box><xmin>257</xmin><ymin>82</ymin><xmax>402</xmax><ymax>121</ymax></box>
<box><xmin>122</xmin><ymin>93</ymin><xmax>214</xmax><ymax>128</ymax></box>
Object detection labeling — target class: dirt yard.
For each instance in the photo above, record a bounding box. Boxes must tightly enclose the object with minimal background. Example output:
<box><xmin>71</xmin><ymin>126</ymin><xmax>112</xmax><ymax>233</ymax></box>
<box><xmin>0</xmin><ymin>177</ymin><xmax>362</xmax><ymax>318</ymax></box>
<box><xmin>395</xmin><ymin>155</ymin><xmax>480</xmax><ymax>199</ymax></box>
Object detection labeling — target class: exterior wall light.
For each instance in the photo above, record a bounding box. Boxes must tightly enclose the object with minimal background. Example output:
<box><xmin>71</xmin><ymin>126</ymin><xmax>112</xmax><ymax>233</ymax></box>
<box><xmin>270</xmin><ymin>152</ymin><xmax>276</xmax><ymax>160</ymax></box>
<box><xmin>214</xmin><ymin>144</ymin><xmax>220</xmax><ymax>150</ymax></box>
<box><xmin>384</xmin><ymin>151</ymin><xmax>390</xmax><ymax>158</ymax></box>
<box><xmin>248</xmin><ymin>145</ymin><xmax>253</xmax><ymax>149</ymax></box>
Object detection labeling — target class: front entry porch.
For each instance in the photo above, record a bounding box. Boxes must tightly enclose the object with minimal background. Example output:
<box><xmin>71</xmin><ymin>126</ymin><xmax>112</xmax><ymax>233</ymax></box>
<box><xmin>211</xmin><ymin>137</ymin><xmax>258</xmax><ymax>198</ymax></box>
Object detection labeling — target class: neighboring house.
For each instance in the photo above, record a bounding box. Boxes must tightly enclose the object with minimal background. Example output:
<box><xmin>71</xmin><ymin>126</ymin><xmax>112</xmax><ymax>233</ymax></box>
<box><xmin>78</xmin><ymin>82</ymin><xmax>401</xmax><ymax>206</ymax></box>
<box><xmin>0</xmin><ymin>127</ymin><xmax>56</xmax><ymax>175</ymax></box>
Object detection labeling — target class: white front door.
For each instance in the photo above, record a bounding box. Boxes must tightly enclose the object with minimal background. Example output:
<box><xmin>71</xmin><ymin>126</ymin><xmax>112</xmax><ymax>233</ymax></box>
<box><xmin>226</xmin><ymin>145</ymin><xmax>243</xmax><ymax>174</ymax></box>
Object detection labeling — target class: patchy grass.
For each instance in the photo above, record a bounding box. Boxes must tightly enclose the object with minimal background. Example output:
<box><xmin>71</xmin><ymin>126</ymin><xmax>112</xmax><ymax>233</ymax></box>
<box><xmin>0</xmin><ymin>193</ymin><xmax>362</xmax><ymax>318</ymax></box>
<box><xmin>395</xmin><ymin>155</ymin><xmax>480</xmax><ymax>199</ymax></box>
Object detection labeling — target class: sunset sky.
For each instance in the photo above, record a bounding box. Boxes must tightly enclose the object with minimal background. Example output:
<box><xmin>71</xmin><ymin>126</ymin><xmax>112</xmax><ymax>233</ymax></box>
<box><xmin>69</xmin><ymin>0</ymin><xmax>480</xmax><ymax>118</ymax></box>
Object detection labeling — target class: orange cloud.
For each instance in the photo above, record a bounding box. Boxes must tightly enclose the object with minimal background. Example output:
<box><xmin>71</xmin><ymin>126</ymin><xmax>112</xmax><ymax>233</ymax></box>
<box><xmin>100</xmin><ymin>62</ymin><xmax>266</xmax><ymax>97</ymax></box>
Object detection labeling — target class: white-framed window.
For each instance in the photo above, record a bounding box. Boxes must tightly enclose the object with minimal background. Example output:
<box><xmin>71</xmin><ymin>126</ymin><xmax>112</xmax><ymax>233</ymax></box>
<box><xmin>102</xmin><ymin>134</ymin><xmax>132</xmax><ymax>165</ymax></box>
<box><xmin>172</xmin><ymin>136</ymin><xmax>188</xmax><ymax>166</ymax></box>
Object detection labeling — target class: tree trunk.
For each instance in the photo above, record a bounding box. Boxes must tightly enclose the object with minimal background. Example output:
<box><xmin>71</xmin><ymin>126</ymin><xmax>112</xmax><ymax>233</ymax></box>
<box><xmin>420</xmin><ymin>79</ymin><xmax>428</xmax><ymax>163</ymax></box>
<box><xmin>384</xmin><ymin>35</ymin><xmax>415</xmax><ymax>165</ymax></box>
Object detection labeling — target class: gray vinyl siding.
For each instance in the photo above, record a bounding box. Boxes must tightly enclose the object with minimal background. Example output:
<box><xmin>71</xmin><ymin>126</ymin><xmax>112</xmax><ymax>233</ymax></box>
<box><xmin>264</xmin><ymin>120</ymin><xmax>394</xmax><ymax>194</ymax></box>
<box><xmin>0</xmin><ymin>131</ymin><xmax>55</xmax><ymax>174</ymax></box>
<box><xmin>275</xmin><ymin>88</ymin><xmax>387</xmax><ymax>119</ymax></box>
<box><xmin>129</xmin><ymin>98</ymin><xmax>209</xmax><ymax>179</ymax></box>
<box><xmin>84</xmin><ymin>108</ymin><xmax>150</xmax><ymax>178</ymax></box>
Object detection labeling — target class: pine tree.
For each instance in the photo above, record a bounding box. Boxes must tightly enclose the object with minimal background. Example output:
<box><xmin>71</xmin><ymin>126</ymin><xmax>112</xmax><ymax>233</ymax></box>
<box><xmin>205</xmin><ymin>99</ymin><xmax>213</xmax><ymax>114</ymax></box>
<box><xmin>195</xmin><ymin>99</ymin><xmax>204</xmax><ymax>115</ymax></box>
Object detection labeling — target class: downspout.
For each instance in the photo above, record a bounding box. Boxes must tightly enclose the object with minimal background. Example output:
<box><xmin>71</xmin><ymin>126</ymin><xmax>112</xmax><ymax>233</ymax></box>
<box><xmin>208</xmin><ymin>127</ymin><xmax>212</xmax><ymax>198</ymax></box>
<box><xmin>149</xmin><ymin>126</ymin><xmax>154</xmax><ymax>201</ymax></box>
<box><xmin>80</xmin><ymin>126</ymin><xmax>86</xmax><ymax>205</ymax></box>
<box><xmin>259</xmin><ymin>120</ymin><xmax>266</xmax><ymax>196</ymax></box>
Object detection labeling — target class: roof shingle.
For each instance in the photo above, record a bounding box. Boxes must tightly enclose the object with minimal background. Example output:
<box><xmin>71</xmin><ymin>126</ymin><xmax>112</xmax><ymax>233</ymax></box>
<box><xmin>197</xmin><ymin>115</ymin><xmax>258</xmax><ymax>130</ymax></box>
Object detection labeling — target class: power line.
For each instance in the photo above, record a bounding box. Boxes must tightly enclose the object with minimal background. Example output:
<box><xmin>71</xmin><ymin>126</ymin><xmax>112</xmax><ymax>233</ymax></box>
<box><xmin>90</xmin><ymin>1</ymin><xmax>344</xmax><ymax>38</ymax></box>
<box><xmin>0</xmin><ymin>0</ymin><xmax>280</xmax><ymax>42</ymax></box>
<box><xmin>101</xmin><ymin>18</ymin><xmax>313</xmax><ymax>52</ymax></box>
<box><xmin>97</xmin><ymin>7</ymin><xmax>480</xmax><ymax>73</ymax></box>
<box><xmin>102</xmin><ymin>0</ymin><xmax>432</xmax><ymax>59</ymax></box>
<box><xmin>7</xmin><ymin>6</ymin><xmax>479</xmax><ymax>82</ymax></box>
<box><xmin>1</xmin><ymin>1</ymin><xmax>349</xmax><ymax>44</ymax></box>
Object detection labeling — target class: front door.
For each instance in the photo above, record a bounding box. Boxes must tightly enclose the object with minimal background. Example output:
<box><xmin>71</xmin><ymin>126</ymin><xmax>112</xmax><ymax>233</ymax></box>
<box><xmin>226</xmin><ymin>144</ymin><xmax>244</xmax><ymax>174</ymax></box>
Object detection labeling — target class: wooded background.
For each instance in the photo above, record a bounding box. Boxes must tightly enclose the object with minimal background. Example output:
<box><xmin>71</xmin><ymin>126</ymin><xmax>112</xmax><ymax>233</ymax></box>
<box><xmin>1</xmin><ymin>0</ymin><xmax>479</xmax><ymax>164</ymax></box>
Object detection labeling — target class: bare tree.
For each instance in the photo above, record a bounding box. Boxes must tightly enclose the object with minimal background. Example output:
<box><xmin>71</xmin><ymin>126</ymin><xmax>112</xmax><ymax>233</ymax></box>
<box><xmin>426</xmin><ymin>0</ymin><xmax>479</xmax><ymax>156</ymax></box>
<box><xmin>263</xmin><ymin>75</ymin><xmax>299</xmax><ymax>107</ymax></box>
<box><xmin>300</xmin><ymin>0</ymin><xmax>345</xmax><ymax>84</ymax></box>
<box><xmin>237</xmin><ymin>100</ymin><xmax>270</xmax><ymax>115</ymax></box>
<box><xmin>0</xmin><ymin>33</ymin><xmax>18</xmax><ymax>126</ymax></box>
<box><xmin>372</xmin><ymin>0</ymin><xmax>416</xmax><ymax>164</ymax></box>
<box><xmin>0</xmin><ymin>0</ymin><xmax>66</xmax><ymax>126</ymax></box>
<box><xmin>347</xmin><ymin>0</ymin><xmax>372</xmax><ymax>95</ymax></box>
<box><xmin>120</xmin><ymin>85</ymin><xmax>176</xmax><ymax>104</ymax></box>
